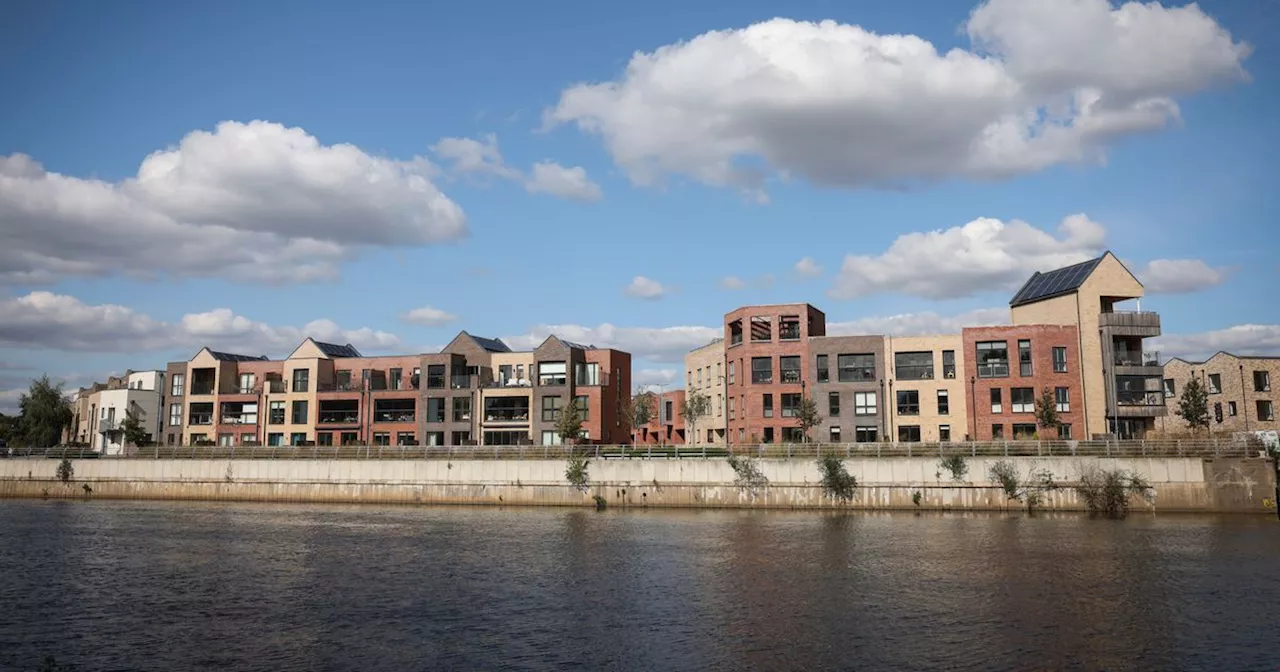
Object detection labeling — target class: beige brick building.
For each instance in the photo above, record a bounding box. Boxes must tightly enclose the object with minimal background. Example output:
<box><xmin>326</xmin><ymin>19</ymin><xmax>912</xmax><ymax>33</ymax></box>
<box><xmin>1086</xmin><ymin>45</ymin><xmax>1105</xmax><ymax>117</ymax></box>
<box><xmin>684</xmin><ymin>338</ymin><xmax>726</xmax><ymax>444</ymax></box>
<box><xmin>885</xmin><ymin>334</ymin><xmax>967</xmax><ymax>442</ymax></box>
<box><xmin>1158</xmin><ymin>353</ymin><xmax>1279</xmax><ymax>435</ymax></box>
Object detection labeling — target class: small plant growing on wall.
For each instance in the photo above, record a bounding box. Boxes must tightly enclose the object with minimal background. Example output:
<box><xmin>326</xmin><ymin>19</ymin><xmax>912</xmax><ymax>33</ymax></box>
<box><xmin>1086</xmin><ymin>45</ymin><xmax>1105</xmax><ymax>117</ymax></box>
<box><xmin>989</xmin><ymin>460</ymin><xmax>1056</xmax><ymax>513</ymax></box>
<box><xmin>1074</xmin><ymin>466</ymin><xmax>1153</xmax><ymax>518</ymax></box>
<box><xmin>817</xmin><ymin>455</ymin><xmax>857</xmax><ymax>503</ymax></box>
<box><xmin>727</xmin><ymin>454</ymin><xmax>769</xmax><ymax>498</ymax></box>
<box><xmin>565</xmin><ymin>453</ymin><xmax>590</xmax><ymax>493</ymax></box>
<box><xmin>939</xmin><ymin>455</ymin><xmax>968</xmax><ymax>481</ymax></box>
<box><xmin>56</xmin><ymin>459</ymin><xmax>73</xmax><ymax>484</ymax></box>
<box><xmin>912</xmin><ymin>490</ymin><xmax>922</xmax><ymax>507</ymax></box>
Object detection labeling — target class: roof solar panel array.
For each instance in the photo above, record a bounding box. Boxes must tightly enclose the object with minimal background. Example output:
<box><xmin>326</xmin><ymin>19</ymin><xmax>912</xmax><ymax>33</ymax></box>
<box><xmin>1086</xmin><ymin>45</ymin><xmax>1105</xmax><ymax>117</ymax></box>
<box><xmin>1009</xmin><ymin>255</ymin><xmax>1104</xmax><ymax>307</ymax></box>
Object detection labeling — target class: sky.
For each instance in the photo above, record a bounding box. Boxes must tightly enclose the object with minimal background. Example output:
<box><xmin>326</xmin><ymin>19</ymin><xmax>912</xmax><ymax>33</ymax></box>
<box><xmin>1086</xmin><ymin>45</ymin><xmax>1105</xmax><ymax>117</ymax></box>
<box><xmin>1</xmin><ymin>0</ymin><xmax>1278</xmax><ymax>412</ymax></box>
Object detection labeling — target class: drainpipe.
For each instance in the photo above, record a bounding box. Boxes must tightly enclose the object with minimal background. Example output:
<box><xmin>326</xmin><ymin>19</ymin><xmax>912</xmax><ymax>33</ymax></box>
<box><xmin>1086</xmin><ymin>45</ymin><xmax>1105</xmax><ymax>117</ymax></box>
<box><xmin>1240</xmin><ymin>364</ymin><xmax>1249</xmax><ymax>433</ymax></box>
<box><xmin>970</xmin><ymin>376</ymin><xmax>978</xmax><ymax>441</ymax></box>
<box><xmin>887</xmin><ymin>378</ymin><xmax>895</xmax><ymax>442</ymax></box>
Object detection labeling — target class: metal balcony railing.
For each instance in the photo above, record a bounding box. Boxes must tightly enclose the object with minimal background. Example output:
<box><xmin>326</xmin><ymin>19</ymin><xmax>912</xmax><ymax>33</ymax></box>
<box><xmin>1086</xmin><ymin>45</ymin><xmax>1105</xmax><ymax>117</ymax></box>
<box><xmin>1114</xmin><ymin>351</ymin><xmax>1161</xmax><ymax>367</ymax></box>
<box><xmin>1117</xmin><ymin>392</ymin><xmax>1165</xmax><ymax>407</ymax></box>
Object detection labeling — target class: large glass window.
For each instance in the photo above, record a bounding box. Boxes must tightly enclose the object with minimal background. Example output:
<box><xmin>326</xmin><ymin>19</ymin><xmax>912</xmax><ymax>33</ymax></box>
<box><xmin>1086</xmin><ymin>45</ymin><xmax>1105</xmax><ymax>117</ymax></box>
<box><xmin>780</xmin><ymin>393</ymin><xmax>801</xmax><ymax>418</ymax></box>
<box><xmin>751</xmin><ymin>357</ymin><xmax>773</xmax><ymax>384</ymax></box>
<box><xmin>837</xmin><ymin>354</ymin><xmax>876</xmax><ymax>382</ymax></box>
<box><xmin>291</xmin><ymin>369</ymin><xmax>309</xmax><ymax>393</ymax></box>
<box><xmin>896</xmin><ymin>390</ymin><xmax>920</xmax><ymax>415</ymax></box>
<box><xmin>854</xmin><ymin>392</ymin><xmax>877</xmax><ymax>416</ymax></box>
<box><xmin>426</xmin><ymin>398</ymin><xmax>445</xmax><ymax>423</ymax></box>
<box><xmin>1254</xmin><ymin>370</ymin><xmax>1271</xmax><ymax>392</ymax></box>
<box><xmin>779</xmin><ymin>356</ymin><xmax>802</xmax><ymax>384</ymax></box>
<box><xmin>942</xmin><ymin>350</ymin><xmax>956</xmax><ymax>379</ymax></box>
<box><xmin>855</xmin><ymin>427</ymin><xmax>878</xmax><ymax>443</ymax></box>
<box><xmin>1052</xmin><ymin>347</ymin><xmax>1068</xmax><ymax>373</ymax></box>
<box><xmin>1011</xmin><ymin>388</ymin><xmax>1034</xmax><ymax>413</ymax></box>
<box><xmin>573</xmin><ymin>395</ymin><xmax>589</xmax><ymax>421</ymax></box>
<box><xmin>427</xmin><ymin>364</ymin><xmax>447</xmax><ymax>388</ymax></box>
<box><xmin>897</xmin><ymin>425</ymin><xmax>921</xmax><ymax>443</ymax></box>
<box><xmin>290</xmin><ymin>400</ymin><xmax>308</xmax><ymax>424</ymax></box>
<box><xmin>268</xmin><ymin>401</ymin><xmax>285</xmax><ymax>424</ymax></box>
<box><xmin>538</xmin><ymin>362</ymin><xmax>567</xmax><ymax>386</ymax></box>
<box><xmin>816</xmin><ymin>354</ymin><xmax>829</xmax><ymax>383</ymax></box>
<box><xmin>976</xmin><ymin>341</ymin><xmax>1009</xmax><ymax>378</ymax></box>
<box><xmin>541</xmin><ymin>396</ymin><xmax>562</xmax><ymax>422</ymax></box>
<box><xmin>762</xmin><ymin>394</ymin><xmax>773</xmax><ymax>418</ymax></box>
<box><xmin>170</xmin><ymin>374</ymin><xmax>185</xmax><ymax>396</ymax></box>
<box><xmin>168</xmin><ymin>403</ymin><xmax>182</xmax><ymax>426</ymax></box>
<box><xmin>1055</xmin><ymin>387</ymin><xmax>1070</xmax><ymax>413</ymax></box>
<box><xmin>894</xmin><ymin>352</ymin><xmax>933</xmax><ymax>380</ymax></box>
<box><xmin>452</xmin><ymin>397</ymin><xmax>471</xmax><ymax>423</ymax></box>
<box><xmin>990</xmin><ymin>388</ymin><xmax>1003</xmax><ymax>414</ymax></box>
<box><xmin>1018</xmin><ymin>339</ymin><xmax>1033</xmax><ymax>376</ymax></box>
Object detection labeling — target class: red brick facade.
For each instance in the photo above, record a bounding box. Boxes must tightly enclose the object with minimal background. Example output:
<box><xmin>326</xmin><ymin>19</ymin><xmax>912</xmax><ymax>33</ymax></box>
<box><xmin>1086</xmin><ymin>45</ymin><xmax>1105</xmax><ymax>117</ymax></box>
<box><xmin>962</xmin><ymin>325</ymin><xmax>1083</xmax><ymax>441</ymax></box>
<box><xmin>724</xmin><ymin>304</ymin><xmax>826</xmax><ymax>444</ymax></box>
<box><xmin>633</xmin><ymin>390</ymin><xmax>686</xmax><ymax>445</ymax></box>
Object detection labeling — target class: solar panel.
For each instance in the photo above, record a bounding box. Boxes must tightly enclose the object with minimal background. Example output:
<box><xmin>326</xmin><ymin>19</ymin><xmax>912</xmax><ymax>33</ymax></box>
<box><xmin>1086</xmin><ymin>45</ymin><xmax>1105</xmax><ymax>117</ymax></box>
<box><xmin>1009</xmin><ymin>255</ymin><xmax>1104</xmax><ymax>307</ymax></box>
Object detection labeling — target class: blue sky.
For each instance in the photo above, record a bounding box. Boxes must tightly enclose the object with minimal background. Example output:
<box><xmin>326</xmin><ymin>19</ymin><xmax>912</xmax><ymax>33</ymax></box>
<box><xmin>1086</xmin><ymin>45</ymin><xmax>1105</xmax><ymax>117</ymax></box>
<box><xmin>1</xmin><ymin>0</ymin><xmax>1277</xmax><ymax>409</ymax></box>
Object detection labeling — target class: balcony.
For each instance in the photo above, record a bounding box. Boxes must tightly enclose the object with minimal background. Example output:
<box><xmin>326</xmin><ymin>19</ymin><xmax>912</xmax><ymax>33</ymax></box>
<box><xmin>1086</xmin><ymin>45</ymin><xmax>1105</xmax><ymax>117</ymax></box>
<box><xmin>1100</xmin><ymin>311</ymin><xmax>1161</xmax><ymax>336</ymax></box>
<box><xmin>450</xmin><ymin>375</ymin><xmax>476</xmax><ymax>390</ymax></box>
<box><xmin>318</xmin><ymin>411</ymin><xmax>361</xmax><ymax>425</ymax></box>
<box><xmin>1112</xmin><ymin>350</ymin><xmax>1163</xmax><ymax>377</ymax></box>
<box><xmin>483</xmin><ymin>379</ymin><xmax>532</xmax><ymax>389</ymax></box>
<box><xmin>1115</xmin><ymin>391</ymin><xmax>1167</xmax><ymax>417</ymax></box>
<box><xmin>318</xmin><ymin>381</ymin><xmax>364</xmax><ymax>393</ymax></box>
<box><xmin>219</xmin><ymin>415</ymin><xmax>257</xmax><ymax>425</ymax></box>
<box><xmin>484</xmin><ymin>409</ymin><xmax>530</xmax><ymax>423</ymax></box>
<box><xmin>190</xmin><ymin>385</ymin><xmax>215</xmax><ymax>396</ymax></box>
<box><xmin>188</xmin><ymin>413</ymin><xmax>213</xmax><ymax>426</ymax></box>
<box><xmin>976</xmin><ymin>362</ymin><xmax>1010</xmax><ymax>379</ymax></box>
<box><xmin>266</xmin><ymin>380</ymin><xmax>287</xmax><ymax>393</ymax></box>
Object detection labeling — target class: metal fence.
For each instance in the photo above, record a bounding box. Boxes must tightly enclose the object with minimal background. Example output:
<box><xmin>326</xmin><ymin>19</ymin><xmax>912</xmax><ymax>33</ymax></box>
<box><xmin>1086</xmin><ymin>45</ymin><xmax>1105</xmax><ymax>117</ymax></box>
<box><xmin>3</xmin><ymin>439</ymin><xmax>1271</xmax><ymax>461</ymax></box>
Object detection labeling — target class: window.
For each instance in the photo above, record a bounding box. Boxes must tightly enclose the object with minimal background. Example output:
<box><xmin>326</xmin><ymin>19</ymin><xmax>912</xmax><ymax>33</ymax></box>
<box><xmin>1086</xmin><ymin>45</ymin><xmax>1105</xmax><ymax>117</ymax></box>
<box><xmin>290</xmin><ymin>433</ymin><xmax>307</xmax><ymax>446</ymax></box>
<box><xmin>762</xmin><ymin>427</ymin><xmax>774</xmax><ymax>443</ymax></box>
<box><xmin>171</xmin><ymin>374</ymin><xmax>185</xmax><ymax>396</ymax></box>
<box><xmin>991</xmin><ymin>424</ymin><xmax>1005</xmax><ymax>440</ymax></box>
<box><xmin>780</xmin><ymin>393</ymin><xmax>801</xmax><ymax>418</ymax></box>
<box><xmin>372</xmin><ymin>432</ymin><xmax>391</xmax><ymax>446</ymax></box>
<box><xmin>854</xmin><ymin>392</ymin><xmax>877</xmax><ymax>416</ymax></box>
<box><xmin>779</xmin><ymin>316</ymin><xmax>801</xmax><ymax>340</ymax></box>
<box><xmin>895</xmin><ymin>352</ymin><xmax>934</xmax><ymax>380</ymax></box>
<box><xmin>169</xmin><ymin>403</ymin><xmax>182</xmax><ymax>426</ymax></box>
<box><xmin>1258</xmin><ymin>400</ymin><xmax>1275</xmax><ymax>421</ymax></box>
<box><xmin>828</xmin><ymin>392</ymin><xmax>840</xmax><ymax>417</ymax></box>
<box><xmin>990</xmin><ymin>388</ymin><xmax>1003</xmax><ymax>414</ymax></box>
<box><xmin>451</xmin><ymin>431</ymin><xmax>471</xmax><ymax>445</ymax></box>
<box><xmin>1011</xmin><ymin>388</ymin><xmax>1034</xmax><ymax>413</ymax></box>
<box><xmin>1208</xmin><ymin>374</ymin><xmax>1221</xmax><ymax>394</ymax></box>
<box><xmin>939</xmin><ymin>425</ymin><xmax>951</xmax><ymax>442</ymax></box>
<box><xmin>688</xmin><ymin>370</ymin><xmax>693</xmax><ymax>388</ymax></box>
<box><xmin>218</xmin><ymin>433</ymin><xmax>233</xmax><ymax>447</ymax></box>
<box><xmin>837</xmin><ymin>354</ymin><xmax>876</xmax><ymax>382</ymax></box>
<box><xmin>316</xmin><ymin>432</ymin><xmax>333</xmax><ymax>446</ymax></box>
<box><xmin>779</xmin><ymin>427</ymin><xmax>803</xmax><ymax>442</ymax></box>
<box><xmin>291</xmin><ymin>400</ymin><xmax>308</xmax><ymax>424</ymax></box>
<box><xmin>855</xmin><ymin>427</ymin><xmax>878</xmax><ymax>443</ymax></box>
<box><xmin>751</xmin><ymin>357</ymin><xmax>773</xmax><ymax>384</ymax></box>
<box><xmin>188</xmin><ymin>402</ymin><xmax>213</xmax><ymax>425</ymax></box>
<box><xmin>816</xmin><ymin>354</ymin><xmax>829</xmax><ymax>383</ymax></box>
<box><xmin>750</xmin><ymin>316</ymin><xmax>772</xmax><ymax>342</ymax></box>
<box><xmin>292</xmin><ymin>369</ymin><xmax>309</xmax><ymax>393</ymax></box>
<box><xmin>575</xmin><ymin>362</ymin><xmax>600</xmax><ymax>386</ymax></box>
<box><xmin>1163</xmin><ymin>378</ymin><xmax>1176</xmax><ymax>398</ymax></box>
<box><xmin>1053</xmin><ymin>347</ymin><xmax>1068</xmax><ymax>373</ymax></box>
<box><xmin>937</xmin><ymin>390</ymin><xmax>949</xmax><ymax>415</ymax></box>
<box><xmin>266</xmin><ymin>433</ymin><xmax>284</xmax><ymax>446</ymax></box>
<box><xmin>717</xmin><ymin>394</ymin><xmax>723</xmax><ymax>417</ymax></box>
<box><xmin>397</xmin><ymin>432</ymin><xmax>416</xmax><ymax>446</ymax></box>
<box><xmin>697</xmin><ymin>368</ymin><xmax>703</xmax><ymax>388</ymax></box>
<box><xmin>542</xmin><ymin>396</ymin><xmax>562</xmax><ymax>422</ymax></box>
<box><xmin>1059</xmin><ymin>424</ymin><xmax>1072</xmax><ymax>440</ymax></box>
<box><xmin>1018</xmin><ymin>339</ymin><xmax>1033</xmax><ymax>376</ymax></box>
<box><xmin>238</xmin><ymin>373</ymin><xmax>255</xmax><ymax>394</ymax></box>
<box><xmin>339</xmin><ymin>432</ymin><xmax>358</xmax><ymax>446</ymax></box>
<box><xmin>538</xmin><ymin>362</ymin><xmax>567</xmax><ymax>386</ymax></box>
<box><xmin>717</xmin><ymin>362</ymin><xmax>722</xmax><ymax>381</ymax></box>
<box><xmin>1055</xmin><ymin>387</ymin><xmax>1070</xmax><ymax>413</ymax></box>
<box><xmin>452</xmin><ymin>397</ymin><xmax>471</xmax><ymax>423</ymax></box>
<box><xmin>829</xmin><ymin>426</ymin><xmax>841</xmax><ymax>443</ymax></box>
<box><xmin>896</xmin><ymin>390</ymin><xmax>920</xmax><ymax>416</ymax></box>
<box><xmin>573</xmin><ymin>395</ymin><xmax>589</xmax><ymax>420</ymax></box>
<box><xmin>779</xmin><ymin>356</ymin><xmax>801</xmax><ymax>384</ymax></box>
<box><xmin>1012</xmin><ymin>423</ymin><xmax>1037</xmax><ymax>439</ymax></box>
<box><xmin>427</xmin><ymin>398</ymin><xmax>446</xmax><ymax>423</ymax></box>
<box><xmin>269</xmin><ymin>401</ymin><xmax>285</xmax><ymax>424</ymax></box>
<box><xmin>420</xmin><ymin>365</ymin><xmax>442</xmax><ymax>389</ymax></box>
<box><xmin>1255</xmin><ymin>370</ymin><xmax>1271</xmax><ymax>392</ymax></box>
<box><xmin>762</xmin><ymin>394</ymin><xmax>774</xmax><ymax>418</ymax></box>
<box><xmin>727</xmin><ymin>361</ymin><xmax>736</xmax><ymax>385</ymax></box>
<box><xmin>897</xmin><ymin>425</ymin><xmax>921</xmax><ymax>443</ymax></box>
<box><xmin>728</xmin><ymin>397</ymin><xmax>735</xmax><ymax>420</ymax></box>
<box><xmin>1225</xmin><ymin>401</ymin><xmax>1234</xmax><ymax>417</ymax></box>
<box><xmin>976</xmin><ymin>341</ymin><xmax>1009</xmax><ymax>378</ymax></box>
<box><xmin>942</xmin><ymin>350</ymin><xmax>956</xmax><ymax>379</ymax></box>
<box><xmin>389</xmin><ymin>368</ymin><xmax>403</xmax><ymax>390</ymax></box>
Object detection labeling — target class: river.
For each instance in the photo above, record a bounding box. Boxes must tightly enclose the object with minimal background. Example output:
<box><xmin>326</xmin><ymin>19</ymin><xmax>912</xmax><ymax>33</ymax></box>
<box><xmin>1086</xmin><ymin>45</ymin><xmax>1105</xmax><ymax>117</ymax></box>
<box><xmin>0</xmin><ymin>501</ymin><xmax>1275</xmax><ymax>671</ymax></box>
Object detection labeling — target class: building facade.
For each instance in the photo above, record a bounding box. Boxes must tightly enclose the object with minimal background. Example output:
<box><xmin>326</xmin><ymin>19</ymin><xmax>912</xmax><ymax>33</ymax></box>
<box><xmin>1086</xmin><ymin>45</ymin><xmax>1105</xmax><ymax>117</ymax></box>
<box><xmin>808</xmin><ymin>335</ymin><xmax>887</xmax><ymax>443</ymax></box>
<box><xmin>633</xmin><ymin>390</ymin><xmax>686</xmax><ymax>445</ymax></box>
<box><xmin>66</xmin><ymin>371</ymin><xmax>164</xmax><ymax>454</ymax></box>
<box><xmin>885</xmin><ymin>334</ymin><xmax>967</xmax><ymax>442</ymax></box>
<box><xmin>962</xmin><ymin>325</ymin><xmax>1084</xmax><ymax>441</ymax></box>
<box><xmin>1158</xmin><ymin>353</ymin><xmax>1279</xmax><ymax>435</ymax></box>
<box><xmin>684</xmin><ymin>338</ymin><xmax>726</xmax><ymax>444</ymax></box>
<box><xmin>724</xmin><ymin>304</ymin><xmax>826</xmax><ymax>444</ymax></box>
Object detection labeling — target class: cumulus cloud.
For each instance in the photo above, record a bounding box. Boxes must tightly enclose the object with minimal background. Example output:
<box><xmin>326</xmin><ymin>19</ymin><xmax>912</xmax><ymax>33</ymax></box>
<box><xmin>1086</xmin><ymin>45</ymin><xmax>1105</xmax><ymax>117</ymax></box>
<box><xmin>829</xmin><ymin>213</ymin><xmax>1106</xmax><ymax>300</ymax></box>
<box><xmin>623</xmin><ymin>276</ymin><xmax>668</xmax><ymax>300</ymax></box>
<box><xmin>0</xmin><ymin>121</ymin><xmax>467</xmax><ymax>285</ymax></box>
<box><xmin>0</xmin><ymin>292</ymin><xmax>401</xmax><ymax>355</ymax></box>
<box><xmin>634</xmin><ymin>369</ymin><xmax>681</xmax><ymax>390</ymax></box>
<box><xmin>718</xmin><ymin>275</ymin><xmax>746</xmax><ymax>290</ymax></box>
<box><xmin>1135</xmin><ymin>258</ymin><xmax>1227</xmax><ymax>294</ymax></box>
<box><xmin>546</xmin><ymin>0</ymin><xmax>1249</xmax><ymax>197</ymax></box>
<box><xmin>828</xmin><ymin>307</ymin><xmax>1010</xmax><ymax>337</ymax></box>
<box><xmin>399</xmin><ymin>306</ymin><xmax>459</xmax><ymax>327</ymax></box>
<box><xmin>1154</xmin><ymin>325</ymin><xmax>1280</xmax><ymax>362</ymax></box>
<box><xmin>795</xmin><ymin>257</ymin><xmax>823</xmax><ymax>277</ymax></box>
<box><xmin>502</xmin><ymin>323</ymin><xmax>720</xmax><ymax>363</ymax></box>
<box><xmin>432</xmin><ymin>134</ymin><xmax>602</xmax><ymax>201</ymax></box>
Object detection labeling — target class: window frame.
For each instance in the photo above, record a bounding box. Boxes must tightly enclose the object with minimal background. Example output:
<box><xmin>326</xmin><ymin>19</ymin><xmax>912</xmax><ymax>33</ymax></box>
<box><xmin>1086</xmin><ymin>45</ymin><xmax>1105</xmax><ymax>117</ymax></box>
<box><xmin>854</xmin><ymin>391</ymin><xmax>877</xmax><ymax>416</ymax></box>
<box><xmin>1052</xmin><ymin>347</ymin><xmax>1068</xmax><ymax>373</ymax></box>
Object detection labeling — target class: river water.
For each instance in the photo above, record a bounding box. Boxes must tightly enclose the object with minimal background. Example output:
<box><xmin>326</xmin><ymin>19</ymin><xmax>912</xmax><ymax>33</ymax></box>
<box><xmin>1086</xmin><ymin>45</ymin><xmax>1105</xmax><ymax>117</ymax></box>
<box><xmin>0</xmin><ymin>501</ymin><xmax>1275</xmax><ymax>671</ymax></box>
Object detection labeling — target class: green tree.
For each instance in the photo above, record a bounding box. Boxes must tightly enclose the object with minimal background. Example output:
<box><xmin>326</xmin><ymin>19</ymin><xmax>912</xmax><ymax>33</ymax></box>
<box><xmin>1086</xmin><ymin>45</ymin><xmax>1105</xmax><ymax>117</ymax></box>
<box><xmin>556</xmin><ymin>397</ymin><xmax>584</xmax><ymax>444</ymax></box>
<box><xmin>0</xmin><ymin>412</ymin><xmax>19</xmax><ymax>444</ymax></box>
<box><xmin>624</xmin><ymin>390</ymin><xmax>656</xmax><ymax>445</ymax></box>
<box><xmin>1176</xmin><ymin>377</ymin><xmax>1210</xmax><ymax>433</ymax></box>
<box><xmin>1033</xmin><ymin>386</ymin><xmax>1059</xmax><ymax>437</ymax></box>
<box><xmin>120</xmin><ymin>407</ymin><xmax>149</xmax><ymax>448</ymax></box>
<box><xmin>817</xmin><ymin>455</ymin><xmax>857</xmax><ymax>502</ymax></box>
<box><xmin>680</xmin><ymin>392</ymin><xmax>711</xmax><ymax>445</ymax></box>
<box><xmin>795</xmin><ymin>394</ymin><xmax>822</xmax><ymax>442</ymax></box>
<box><xmin>17</xmin><ymin>376</ymin><xmax>73</xmax><ymax>448</ymax></box>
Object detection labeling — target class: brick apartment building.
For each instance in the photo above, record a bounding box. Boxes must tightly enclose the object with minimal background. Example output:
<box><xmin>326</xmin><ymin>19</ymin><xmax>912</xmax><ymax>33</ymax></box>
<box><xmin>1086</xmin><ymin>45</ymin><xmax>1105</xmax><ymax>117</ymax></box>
<box><xmin>633</xmin><ymin>389</ymin><xmax>686</xmax><ymax>445</ymax></box>
<box><xmin>962</xmin><ymin>325</ymin><xmax>1083</xmax><ymax>441</ymax></box>
<box><xmin>1158</xmin><ymin>352</ymin><xmax>1279</xmax><ymax>435</ymax></box>
<box><xmin>157</xmin><ymin>332</ymin><xmax>632</xmax><ymax>447</ymax></box>
<box><xmin>724</xmin><ymin>303</ymin><xmax>826</xmax><ymax>444</ymax></box>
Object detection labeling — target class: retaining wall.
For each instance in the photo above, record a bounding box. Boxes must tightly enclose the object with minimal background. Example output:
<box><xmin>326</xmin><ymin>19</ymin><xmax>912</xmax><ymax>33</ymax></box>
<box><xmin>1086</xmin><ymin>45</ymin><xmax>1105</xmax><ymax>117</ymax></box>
<box><xmin>0</xmin><ymin>457</ymin><xmax>1275</xmax><ymax>513</ymax></box>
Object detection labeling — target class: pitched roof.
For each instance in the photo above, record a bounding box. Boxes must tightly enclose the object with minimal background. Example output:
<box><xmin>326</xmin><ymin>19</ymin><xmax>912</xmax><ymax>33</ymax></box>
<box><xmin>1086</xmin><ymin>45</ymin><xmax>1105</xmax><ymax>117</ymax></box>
<box><xmin>471</xmin><ymin>335</ymin><xmax>511</xmax><ymax>353</ymax></box>
<box><xmin>207</xmin><ymin>350</ymin><xmax>270</xmax><ymax>362</ymax></box>
<box><xmin>561</xmin><ymin>339</ymin><xmax>595</xmax><ymax>350</ymax></box>
<box><xmin>313</xmin><ymin>341</ymin><xmax>362</xmax><ymax>358</ymax></box>
<box><xmin>1009</xmin><ymin>254</ymin><xmax>1105</xmax><ymax>308</ymax></box>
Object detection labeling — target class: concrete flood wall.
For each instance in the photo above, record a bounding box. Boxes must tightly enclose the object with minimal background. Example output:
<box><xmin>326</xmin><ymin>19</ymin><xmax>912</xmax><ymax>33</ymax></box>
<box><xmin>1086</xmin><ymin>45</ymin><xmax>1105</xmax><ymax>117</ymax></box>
<box><xmin>0</xmin><ymin>456</ymin><xmax>1275</xmax><ymax>513</ymax></box>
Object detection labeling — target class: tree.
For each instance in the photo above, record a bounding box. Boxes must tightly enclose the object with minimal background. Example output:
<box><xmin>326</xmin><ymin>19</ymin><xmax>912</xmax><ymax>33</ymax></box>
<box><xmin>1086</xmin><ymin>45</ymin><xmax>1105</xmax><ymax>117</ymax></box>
<box><xmin>1033</xmin><ymin>386</ymin><xmax>1059</xmax><ymax>438</ymax></box>
<box><xmin>120</xmin><ymin>407</ymin><xmax>149</xmax><ymax>448</ymax></box>
<box><xmin>17</xmin><ymin>376</ymin><xmax>73</xmax><ymax>448</ymax></box>
<box><xmin>1176</xmin><ymin>377</ymin><xmax>1210</xmax><ymax>433</ymax></box>
<box><xmin>0</xmin><ymin>412</ymin><xmax>19</xmax><ymax>444</ymax></box>
<box><xmin>795</xmin><ymin>394</ymin><xmax>822</xmax><ymax>442</ymax></box>
<box><xmin>623</xmin><ymin>390</ymin><xmax>656</xmax><ymax>445</ymax></box>
<box><xmin>556</xmin><ymin>397</ymin><xmax>585</xmax><ymax>444</ymax></box>
<box><xmin>680</xmin><ymin>392</ymin><xmax>711</xmax><ymax>445</ymax></box>
<box><xmin>817</xmin><ymin>455</ymin><xmax>857</xmax><ymax>502</ymax></box>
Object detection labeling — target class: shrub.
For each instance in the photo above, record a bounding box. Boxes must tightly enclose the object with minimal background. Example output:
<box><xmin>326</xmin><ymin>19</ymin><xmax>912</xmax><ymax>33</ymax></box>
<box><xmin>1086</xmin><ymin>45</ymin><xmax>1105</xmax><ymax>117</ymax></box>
<box><xmin>565</xmin><ymin>455</ymin><xmax>590</xmax><ymax>492</ymax></box>
<box><xmin>726</xmin><ymin>454</ymin><xmax>769</xmax><ymax>497</ymax></box>
<box><xmin>56</xmin><ymin>459</ymin><xmax>73</xmax><ymax>483</ymax></box>
<box><xmin>817</xmin><ymin>455</ymin><xmax>857</xmax><ymax>503</ymax></box>
<box><xmin>1074</xmin><ymin>466</ymin><xmax>1154</xmax><ymax>518</ymax></box>
<box><xmin>989</xmin><ymin>460</ymin><xmax>1056</xmax><ymax>513</ymax></box>
<box><xmin>912</xmin><ymin>490</ymin><xmax>922</xmax><ymax>507</ymax></box>
<box><xmin>939</xmin><ymin>455</ymin><xmax>968</xmax><ymax>481</ymax></box>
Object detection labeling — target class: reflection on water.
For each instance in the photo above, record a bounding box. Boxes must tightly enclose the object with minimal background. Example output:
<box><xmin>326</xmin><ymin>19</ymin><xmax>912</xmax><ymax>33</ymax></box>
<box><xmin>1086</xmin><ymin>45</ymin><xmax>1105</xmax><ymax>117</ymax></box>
<box><xmin>0</xmin><ymin>501</ymin><xmax>1275</xmax><ymax>671</ymax></box>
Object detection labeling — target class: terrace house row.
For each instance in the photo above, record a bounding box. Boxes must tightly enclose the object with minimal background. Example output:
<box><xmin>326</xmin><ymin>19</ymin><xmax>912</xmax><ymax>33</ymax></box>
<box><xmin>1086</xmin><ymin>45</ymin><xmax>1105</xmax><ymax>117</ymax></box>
<box><xmin>159</xmin><ymin>333</ymin><xmax>632</xmax><ymax>447</ymax></box>
<box><xmin>1158</xmin><ymin>352</ymin><xmax>1279</xmax><ymax>435</ymax></box>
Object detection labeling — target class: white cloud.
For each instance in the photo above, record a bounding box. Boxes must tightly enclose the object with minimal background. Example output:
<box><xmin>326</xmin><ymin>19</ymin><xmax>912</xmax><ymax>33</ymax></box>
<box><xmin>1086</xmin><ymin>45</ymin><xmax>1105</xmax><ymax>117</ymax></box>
<box><xmin>433</xmin><ymin>134</ymin><xmax>602</xmax><ymax>201</ymax></box>
<box><xmin>502</xmin><ymin>323</ymin><xmax>720</xmax><ymax>363</ymax></box>
<box><xmin>0</xmin><ymin>292</ymin><xmax>401</xmax><ymax>355</ymax></box>
<box><xmin>634</xmin><ymin>369</ymin><xmax>680</xmax><ymax>390</ymax></box>
<box><xmin>0</xmin><ymin>121</ymin><xmax>468</xmax><ymax>285</ymax></box>
<box><xmin>525</xmin><ymin>161</ymin><xmax>604</xmax><ymax>201</ymax></box>
<box><xmin>718</xmin><ymin>275</ymin><xmax>746</xmax><ymax>290</ymax></box>
<box><xmin>828</xmin><ymin>307</ymin><xmax>1009</xmax><ymax>337</ymax></box>
<box><xmin>399</xmin><ymin>306</ymin><xmax>459</xmax><ymax>327</ymax></box>
<box><xmin>623</xmin><ymin>275</ymin><xmax>668</xmax><ymax>300</ymax></box>
<box><xmin>1135</xmin><ymin>258</ymin><xmax>1227</xmax><ymax>294</ymax></box>
<box><xmin>795</xmin><ymin>256</ymin><xmax>823</xmax><ymax>277</ymax></box>
<box><xmin>1154</xmin><ymin>325</ymin><xmax>1280</xmax><ymax>362</ymax></box>
<box><xmin>829</xmin><ymin>213</ymin><xmax>1106</xmax><ymax>300</ymax></box>
<box><xmin>546</xmin><ymin>1</ymin><xmax>1249</xmax><ymax>197</ymax></box>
